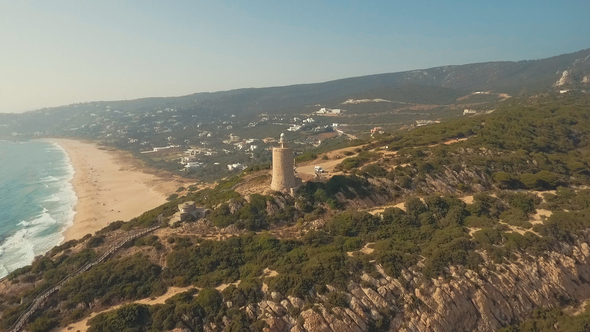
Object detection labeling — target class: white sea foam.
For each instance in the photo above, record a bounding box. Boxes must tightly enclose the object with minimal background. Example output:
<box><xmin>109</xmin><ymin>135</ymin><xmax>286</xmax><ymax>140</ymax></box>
<box><xmin>49</xmin><ymin>142</ymin><xmax>77</xmax><ymax>235</ymax></box>
<box><xmin>0</xmin><ymin>141</ymin><xmax>78</xmax><ymax>278</ymax></box>
<box><xmin>51</xmin><ymin>141</ymin><xmax>77</xmax><ymax>242</ymax></box>
<box><xmin>40</xmin><ymin>175</ymin><xmax>59</xmax><ymax>183</ymax></box>
<box><xmin>43</xmin><ymin>194</ymin><xmax>61</xmax><ymax>202</ymax></box>
<box><xmin>0</xmin><ymin>206</ymin><xmax>75</xmax><ymax>278</ymax></box>
<box><xmin>0</xmin><ymin>228</ymin><xmax>37</xmax><ymax>277</ymax></box>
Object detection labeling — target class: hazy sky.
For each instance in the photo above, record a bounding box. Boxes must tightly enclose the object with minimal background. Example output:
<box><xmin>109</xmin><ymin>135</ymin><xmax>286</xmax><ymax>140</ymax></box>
<box><xmin>1</xmin><ymin>1</ymin><xmax>589</xmax><ymax>113</ymax></box>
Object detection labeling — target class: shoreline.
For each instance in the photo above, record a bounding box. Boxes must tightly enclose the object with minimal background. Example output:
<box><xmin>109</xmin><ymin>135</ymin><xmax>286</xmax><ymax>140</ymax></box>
<box><xmin>49</xmin><ymin>139</ymin><xmax>183</xmax><ymax>243</ymax></box>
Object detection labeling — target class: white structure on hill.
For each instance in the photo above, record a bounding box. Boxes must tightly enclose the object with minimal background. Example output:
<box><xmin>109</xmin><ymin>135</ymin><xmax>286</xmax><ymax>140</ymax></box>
<box><xmin>271</xmin><ymin>134</ymin><xmax>302</xmax><ymax>193</ymax></box>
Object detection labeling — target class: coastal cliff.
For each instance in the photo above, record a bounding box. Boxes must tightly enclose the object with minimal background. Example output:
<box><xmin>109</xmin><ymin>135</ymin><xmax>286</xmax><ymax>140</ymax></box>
<box><xmin>246</xmin><ymin>242</ymin><xmax>590</xmax><ymax>332</ymax></box>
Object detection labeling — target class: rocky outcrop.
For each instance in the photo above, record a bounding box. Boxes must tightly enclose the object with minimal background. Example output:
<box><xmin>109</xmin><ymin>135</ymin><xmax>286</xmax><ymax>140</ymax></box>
<box><xmin>228</xmin><ymin>199</ymin><xmax>244</xmax><ymax>214</ymax></box>
<box><xmin>555</xmin><ymin>70</ymin><xmax>573</xmax><ymax>86</ymax></box>
<box><xmin>334</xmin><ymin>190</ymin><xmax>389</xmax><ymax>209</ymax></box>
<box><xmin>242</xmin><ymin>242</ymin><xmax>590</xmax><ymax>332</ymax></box>
<box><xmin>422</xmin><ymin>165</ymin><xmax>492</xmax><ymax>195</ymax></box>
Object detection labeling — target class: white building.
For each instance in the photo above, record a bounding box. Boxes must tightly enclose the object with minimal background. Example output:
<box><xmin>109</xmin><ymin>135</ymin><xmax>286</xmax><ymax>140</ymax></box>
<box><xmin>185</xmin><ymin>162</ymin><xmax>203</xmax><ymax>168</ymax></box>
<box><xmin>228</xmin><ymin>163</ymin><xmax>247</xmax><ymax>171</ymax></box>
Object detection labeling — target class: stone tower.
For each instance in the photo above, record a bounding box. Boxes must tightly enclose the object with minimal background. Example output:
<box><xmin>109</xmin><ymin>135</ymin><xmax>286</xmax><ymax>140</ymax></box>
<box><xmin>271</xmin><ymin>133</ymin><xmax>298</xmax><ymax>192</ymax></box>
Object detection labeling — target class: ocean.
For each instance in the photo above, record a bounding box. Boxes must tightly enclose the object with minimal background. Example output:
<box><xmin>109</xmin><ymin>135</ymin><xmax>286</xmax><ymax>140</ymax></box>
<box><xmin>0</xmin><ymin>140</ymin><xmax>76</xmax><ymax>278</ymax></box>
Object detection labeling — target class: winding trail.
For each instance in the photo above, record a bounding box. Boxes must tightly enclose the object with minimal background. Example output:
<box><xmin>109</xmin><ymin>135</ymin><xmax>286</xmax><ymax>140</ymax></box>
<box><xmin>54</xmin><ymin>285</ymin><xmax>195</xmax><ymax>332</ymax></box>
<box><xmin>8</xmin><ymin>225</ymin><xmax>161</xmax><ymax>332</ymax></box>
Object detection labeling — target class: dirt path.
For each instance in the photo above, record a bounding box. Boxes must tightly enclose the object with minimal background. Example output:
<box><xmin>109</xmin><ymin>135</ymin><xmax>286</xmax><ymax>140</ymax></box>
<box><xmin>429</xmin><ymin>137</ymin><xmax>469</xmax><ymax>147</ymax></box>
<box><xmin>530</xmin><ymin>209</ymin><xmax>552</xmax><ymax>225</ymax></box>
<box><xmin>456</xmin><ymin>91</ymin><xmax>511</xmax><ymax>102</ymax></box>
<box><xmin>366</xmin><ymin>202</ymin><xmax>406</xmax><ymax>215</ymax></box>
<box><xmin>298</xmin><ymin>134</ymin><xmax>471</xmax><ymax>181</ymax></box>
<box><xmin>296</xmin><ymin>145</ymin><xmax>364</xmax><ymax>179</ymax></box>
<box><xmin>53</xmin><ymin>286</ymin><xmax>195</xmax><ymax>332</ymax></box>
<box><xmin>297</xmin><ymin>158</ymin><xmax>348</xmax><ymax>178</ymax></box>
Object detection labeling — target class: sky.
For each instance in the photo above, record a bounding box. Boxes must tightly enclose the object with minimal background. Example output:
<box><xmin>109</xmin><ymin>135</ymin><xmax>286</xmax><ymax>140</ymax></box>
<box><xmin>0</xmin><ymin>1</ymin><xmax>589</xmax><ymax>113</ymax></box>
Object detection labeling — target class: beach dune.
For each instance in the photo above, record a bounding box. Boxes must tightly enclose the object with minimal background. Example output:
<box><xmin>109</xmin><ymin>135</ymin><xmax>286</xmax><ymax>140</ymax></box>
<box><xmin>51</xmin><ymin>139</ymin><xmax>183</xmax><ymax>242</ymax></box>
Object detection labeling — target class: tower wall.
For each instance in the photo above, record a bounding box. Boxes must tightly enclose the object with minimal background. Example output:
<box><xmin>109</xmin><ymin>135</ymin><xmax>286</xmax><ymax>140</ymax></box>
<box><xmin>271</xmin><ymin>147</ymin><xmax>297</xmax><ymax>191</ymax></box>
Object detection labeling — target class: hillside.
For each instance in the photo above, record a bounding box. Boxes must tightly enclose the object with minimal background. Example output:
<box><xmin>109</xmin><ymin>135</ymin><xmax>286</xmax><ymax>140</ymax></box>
<box><xmin>2</xmin><ymin>92</ymin><xmax>590</xmax><ymax>331</ymax></box>
<box><xmin>1</xmin><ymin>48</ymin><xmax>588</xmax><ymax>184</ymax></box>
<box><xmin>1</xmin><ymin>48</ymin><xmax>589</xmax><ymax>136</ymax></box>
<box><xmin>8</xmin><ymin>48</ymin><xmax>590</xmax><ymax>120</ymax></box>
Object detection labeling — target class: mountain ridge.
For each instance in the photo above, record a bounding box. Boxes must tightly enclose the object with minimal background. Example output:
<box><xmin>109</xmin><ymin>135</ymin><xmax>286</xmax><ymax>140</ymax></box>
<box><xmin>19</xmin><ymin>47</ymin><xmax>590</xmax><ymax>117</ymax></box>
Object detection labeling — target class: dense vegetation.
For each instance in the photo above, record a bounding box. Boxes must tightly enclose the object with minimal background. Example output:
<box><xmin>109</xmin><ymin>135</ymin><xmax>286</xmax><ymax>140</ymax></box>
<box><xmin>21</xmin><ymin>186</ymin><xmax>588</xmax><ymax>332</ymax></box>
<box><xmin>4</xmin><ymin>92</ymin><xmax>590</xmax><ymax>331</ymax></box>
<box><xmin>354</xmin><ymin>93</ymin><xmax>590</xmax><ymax>196</ymax></box>
<box><xmin>499</xmin><ymin>305</ymin><xmax>590</xmax><ymax>332</ymax></box>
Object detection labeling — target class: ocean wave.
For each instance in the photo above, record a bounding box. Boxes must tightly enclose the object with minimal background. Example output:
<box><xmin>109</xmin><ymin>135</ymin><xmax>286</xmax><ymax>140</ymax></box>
<box><xmin>0</xmin><ymin>229</ymin><xmax>36</xmax><ymax>278</ymax></box>
<box><xmin>18</xmin><ymin>208</ymin><xmax>54</xmax><ymax>226</ymax></box>
<box><xmin>40</xmin><ymin>175</ymin><xmax>60</xmax><ymax>183</ymax></box>
<box><xmin>0</xmin><ymin>141</ymin><xmax>78</xmax><ymax>278</ymax></box>
<box><xmin>43</xmin><ymin>194</ymin><xmax>61</xmax><ymax>202</ymax></box>
<box><xmin>0</xmin><ymin>206</ymin><xmax>71</xmax><ymax>278</ymax></box>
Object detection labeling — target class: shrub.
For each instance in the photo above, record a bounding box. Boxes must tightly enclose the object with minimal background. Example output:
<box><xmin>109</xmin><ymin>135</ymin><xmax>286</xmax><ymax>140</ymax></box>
<box><xmin>362</xmin><ymin>164</ymin><xmax>388</xmax><ymax>177</ymax></box>
<box><xmin>472</xmin><ymin>228</ymin><xmax>503</xmax><ymax>246</ymax></box>
<box><xmin>295</xmin><ymin>152</ymin><xmax>318</xmax><ymax>163</ymax></box>
<box><xmin>325</xmin><ymin>292</ymin><xmax>348</xmax><ymax>308</ymax></box>
<box><xmin>86</xmin><ymin>235</ymin><xmax>105</xmax><ymax>248</ymax></box>
<box><xmin>28</xmin><ymin>314</ymin><xmax>59</xmax><ymax>332</ymax></box>
<box><xmin>88</xmin><ymin>304</ymin><xmax>151</xmax><ymax>332</ymax></box>
<box><xmin>493</xmin><ymin>172</ymin><xmax>517</xmax><ymax>189</ymax></box>
<box><xmin>536</xmin><ymin>170</ymin><xmax>559</xmax><ymax>189</ymax></box>
<box><xmin>519</xmin><ymin>173</ymin><xmax>541</xmax><ymax>190</ymax></box>
<box><xmin>58</xmin><ymin>254</ymin><xmax>165</xmax><ymax>305</ymax></box>
<box><xmin>196</xmin><ymin>288</ymin><xmax>224</xmax><ymax>316</ymax></box>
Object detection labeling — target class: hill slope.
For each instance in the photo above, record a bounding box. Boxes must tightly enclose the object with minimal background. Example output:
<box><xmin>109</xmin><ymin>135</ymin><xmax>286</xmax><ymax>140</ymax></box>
<box><xmin>2</xmin><ymin>48</ymin><xmax>589</xmax><ymax>125</ymax></box>
<box><xmin>3</xmin><ymin>93</ymin><xmax>590</xmax><ymax>332</ymax></box>
<box><xmin>81</xmin><ymin>47</ymin><xmax>590</xmax><ymax>116</ymax></box>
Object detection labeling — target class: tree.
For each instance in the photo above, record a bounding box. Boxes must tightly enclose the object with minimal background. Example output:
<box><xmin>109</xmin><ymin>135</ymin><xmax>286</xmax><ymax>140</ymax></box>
<box><xmin>536</xmin><ymin>170</ymin><xmax>559</xmax><ymax>189</ymax></box>
<box><xmin>519</xmin><ymin>173</ymin><xmax>540</xmax><ymax>190</ymax></box>
<box><xmin>196</xmin><ymin>288</ymin><xmax>223</xmax><ymax>317</ymax></box>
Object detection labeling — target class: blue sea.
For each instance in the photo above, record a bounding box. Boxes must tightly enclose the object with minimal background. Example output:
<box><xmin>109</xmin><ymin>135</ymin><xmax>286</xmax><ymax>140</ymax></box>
<box><xmin>0</xmin><ymin>140</ymin><xmax>76</xmax><ymax>278</ymax></box>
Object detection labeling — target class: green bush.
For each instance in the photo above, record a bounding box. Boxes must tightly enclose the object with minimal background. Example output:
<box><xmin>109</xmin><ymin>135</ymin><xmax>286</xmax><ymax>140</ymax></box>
<box><xmin>88</xmin><ymin>304</ymin><xmax>151</xmax><ymax>332</ymax></box>
<box><xmin>58</xmin><ymin>254</ymin><xmax>166</xmax><ymax>305</ymax></box>
<box><xmin>295</xmin><ymin>151</ymin><xmax>318</xmax><ymax>163</ymax></box>
<box><xmin>362</xmin><ymin>164</ymin><xmax>388</xmax><ymax>177</ymax></box>
<box><xmin>196</xmin><ymin>288</ymin><xmax>223</xmax><ymax>316</ymax></box>
<box><xmin>500</xmin><ymin>209</ymin><xmax>532</xmax><ymax>229</ymax></box>
<box><xmin>28</xmin><ymin>314</ymin><xmax>59</xmax><ymax>332</ymax></box>
<box><xmin>325</xmin><ymin>292</ymin><xmax>348</xmax><ymax>308</ymax></box>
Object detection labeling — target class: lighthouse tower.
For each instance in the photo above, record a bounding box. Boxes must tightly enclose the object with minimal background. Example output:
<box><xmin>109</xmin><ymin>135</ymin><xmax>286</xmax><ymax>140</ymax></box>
<box><xmin>271</xmin><ymin>133</ymin><xmax>299</xmax><ymax>192</ymax></box>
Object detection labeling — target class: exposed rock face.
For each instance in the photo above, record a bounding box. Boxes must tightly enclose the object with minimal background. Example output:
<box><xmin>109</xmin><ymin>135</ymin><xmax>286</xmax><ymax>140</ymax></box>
<box><xmin>228</xmin><ymin>199</ymin><xmax>244</xmax><ymax>214</ymax></box>
<box><xmin>334</xmin><ymin>190</ymin><xmax>389</xmax><ymax>209</ymax></box>
<box><xmin>422</xmin><ymin>165</ymin><xmax>492</xmax><ymax>195</ymax></box>
<box><xmin>583</xmin><ymin>75</ymin><xmax>590</xmax><ymax>84</ymax></box>
<box><xmin>555</xmin><ymin>70</ymin><xmax>573</xmax><ymax>86</ymax></box>
<box><xmin>248</xmin><ymin>242</ymin><xmax>590</xmax><ymax>332</ymax></box>
<box><xmin>267</xmin><ymin>200</ymin><xmax>281</xmax><ymax>215</ymax></box>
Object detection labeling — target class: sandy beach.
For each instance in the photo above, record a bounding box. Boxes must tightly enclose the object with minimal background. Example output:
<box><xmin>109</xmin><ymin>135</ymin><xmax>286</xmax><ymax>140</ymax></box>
<box><xmin>50</xmin><ymin>139</ymin><xmax>186</xmax><ymax>242</ymax></box>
